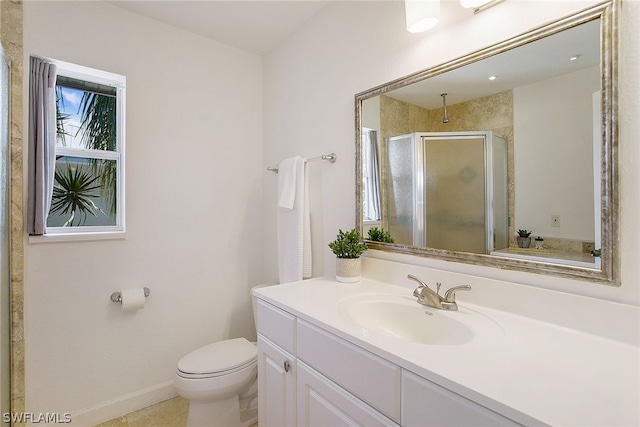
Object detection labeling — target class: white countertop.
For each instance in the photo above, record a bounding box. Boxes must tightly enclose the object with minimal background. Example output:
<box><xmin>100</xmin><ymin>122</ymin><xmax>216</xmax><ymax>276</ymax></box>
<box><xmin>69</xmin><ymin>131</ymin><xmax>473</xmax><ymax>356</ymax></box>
<box><xmin>254</xmin><ymin>277</ymin><xmax>640</xmax><ymax>427</ymax></box>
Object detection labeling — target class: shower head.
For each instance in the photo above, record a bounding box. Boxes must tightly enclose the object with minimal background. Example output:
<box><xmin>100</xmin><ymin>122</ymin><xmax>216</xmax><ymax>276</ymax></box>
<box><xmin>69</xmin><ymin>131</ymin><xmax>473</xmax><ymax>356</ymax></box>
<box><xmin>440</xmin><ymin>93</ymin><xmax>449</xmax><ymax>123</ymax></box>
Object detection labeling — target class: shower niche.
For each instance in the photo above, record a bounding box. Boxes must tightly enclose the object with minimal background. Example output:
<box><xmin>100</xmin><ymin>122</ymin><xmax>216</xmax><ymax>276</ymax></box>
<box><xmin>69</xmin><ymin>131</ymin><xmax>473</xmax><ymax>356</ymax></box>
<box><xmin>384</xmin><ymin>131</ymin><xmax>508</xmax><ymax>255</ymax></box>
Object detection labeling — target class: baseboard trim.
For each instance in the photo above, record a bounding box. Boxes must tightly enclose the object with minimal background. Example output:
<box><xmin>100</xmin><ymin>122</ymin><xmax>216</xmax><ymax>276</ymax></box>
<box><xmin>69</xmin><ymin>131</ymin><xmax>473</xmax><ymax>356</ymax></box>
<box><xmin>69</xmin><ymin>380</ymin><xmax>177</xmax><ymax>426</ymax></box>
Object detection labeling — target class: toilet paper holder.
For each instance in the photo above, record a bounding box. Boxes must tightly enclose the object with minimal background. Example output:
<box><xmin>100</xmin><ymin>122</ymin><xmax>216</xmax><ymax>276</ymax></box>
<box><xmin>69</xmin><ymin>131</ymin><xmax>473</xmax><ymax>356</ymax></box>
<box><xmin>111</xmin><ymin>287</ymin><xmax>150</xmax><ymax>304</ymax></box>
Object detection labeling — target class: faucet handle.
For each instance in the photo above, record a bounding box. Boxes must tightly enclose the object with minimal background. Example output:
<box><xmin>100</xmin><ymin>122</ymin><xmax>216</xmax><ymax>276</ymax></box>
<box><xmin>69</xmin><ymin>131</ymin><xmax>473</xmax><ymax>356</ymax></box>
<box><xmin>408</xmin><ymin>274</ymin><xmax>426</xmax><ymax>290</ymax></box>
<box><xmin>407</xmin><ymin>274</ymin><xmax>426</xmax><ymax>287</ymax></box>
<box><xmin>444</xmin><ymin>285</ymin><xmax>471</xmax><ymax>303</ymax></box>
<box><xmin>409</xmin><ymin>274</ymin><xmax>430</xmax><ymax>299</ymax></box>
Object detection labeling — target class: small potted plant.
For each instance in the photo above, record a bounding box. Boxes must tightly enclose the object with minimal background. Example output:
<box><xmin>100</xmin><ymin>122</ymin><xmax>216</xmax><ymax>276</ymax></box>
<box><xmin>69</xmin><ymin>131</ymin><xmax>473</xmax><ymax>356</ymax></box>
<box><xmin>516</xmin><ymin>229</ymin><xmax>533</xmax><ymax>248</ymax></box>
<box><xmin>328</xmin><ymin>228</ymin><xmax>368</xmax><ymax>283</ymax></box>
<box><xmin>367</xmin><ymin>227</ymin><xmax>395</xmax><ymax>244</ymax></box>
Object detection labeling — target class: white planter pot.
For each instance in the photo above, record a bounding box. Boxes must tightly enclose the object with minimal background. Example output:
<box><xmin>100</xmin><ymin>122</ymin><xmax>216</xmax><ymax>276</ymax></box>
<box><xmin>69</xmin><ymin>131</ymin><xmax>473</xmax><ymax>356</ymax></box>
<box><xmin>336</xmin><ymin>257</ymin><xmax>361</xmax><ymax>283</ymax></box>
<box><xmin>517</xmin><ymin>236</ymin><xmax>531</xmax><ymax>248</ymax></box>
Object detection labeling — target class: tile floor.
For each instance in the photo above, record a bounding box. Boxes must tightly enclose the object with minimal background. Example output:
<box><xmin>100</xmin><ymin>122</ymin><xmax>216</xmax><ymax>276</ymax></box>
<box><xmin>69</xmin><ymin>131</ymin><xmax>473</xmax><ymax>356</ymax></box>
<box><xmin>96</xmin><ymin>397</ymin><xmax>189</xmax><ymax>427</ymax></box>
<box><xmin>96</xmin><ymin>397</ymin><xmax>258</xmax><ymax>427</ymax></box>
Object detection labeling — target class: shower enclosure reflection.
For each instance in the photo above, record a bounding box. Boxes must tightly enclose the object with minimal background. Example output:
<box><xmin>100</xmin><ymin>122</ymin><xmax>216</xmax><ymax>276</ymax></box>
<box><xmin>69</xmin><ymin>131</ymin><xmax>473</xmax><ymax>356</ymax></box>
<box><xmin>384</xmin><ymin>132</ymin><xmax>507</xmax><ymax>255</ymax></box>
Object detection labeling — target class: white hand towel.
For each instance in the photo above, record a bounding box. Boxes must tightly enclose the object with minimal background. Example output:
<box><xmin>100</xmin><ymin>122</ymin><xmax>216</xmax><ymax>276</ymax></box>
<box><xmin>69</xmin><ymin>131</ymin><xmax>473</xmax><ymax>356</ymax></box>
<box><xmin>278</xmin><ymin>157</ymin><xmax>312</xmax><ymax>283</ymax></box>
<box><xmin>277</xmin><ymin>157</ymin><xmax>300</xmax><ymax>209</ymax></box>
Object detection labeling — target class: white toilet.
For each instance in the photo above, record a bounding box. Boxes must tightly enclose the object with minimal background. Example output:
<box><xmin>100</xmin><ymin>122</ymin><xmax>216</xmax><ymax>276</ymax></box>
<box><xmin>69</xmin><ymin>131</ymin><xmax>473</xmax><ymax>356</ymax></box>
<box><xmin>174</xmin><ymin>284</ymin><xmax>271</xmax><ymax>427</ymax></box>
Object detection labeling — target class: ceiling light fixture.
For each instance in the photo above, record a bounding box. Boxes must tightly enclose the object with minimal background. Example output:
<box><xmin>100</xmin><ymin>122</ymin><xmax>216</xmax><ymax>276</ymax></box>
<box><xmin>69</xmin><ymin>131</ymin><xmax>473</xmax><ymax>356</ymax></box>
<box><xmin>405</xmin><ymin>0</ymin><xmax>441</xmax><ymax>33</ymax></box>
<box><xmin>489</xmin><ymin>75</ymin><xmax>497</xmax><ymax>80</ymax></box>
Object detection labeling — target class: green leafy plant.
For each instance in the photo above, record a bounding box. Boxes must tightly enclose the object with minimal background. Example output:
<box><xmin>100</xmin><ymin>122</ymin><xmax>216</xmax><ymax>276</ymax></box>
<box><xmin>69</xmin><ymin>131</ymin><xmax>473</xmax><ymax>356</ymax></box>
<box><xmin>79</xmin><ymin>92</ymin><xmax>117</xmax><ymax>213</ymax></box>
<box><xmin>367</xmin><ymin>227</ymin><xmax>395</xmax><ymax>243</ymax></box>
<box><xmin>49</xmin><ymin>162</ymin><xmax>106</xmax><ymax>226</ymax></box>
<box><xmin>328</xmin><ymin>228</ymin><xmax>368</xmax><ymax>259</ymax></box>
<box><xmin>55</xmin><ymin>87</ymin><xmax>73</xmax><ymax>147</ymax></box>
<box><xmin>517</xmin><ymin>229</ymin><xmax>533</xmax><ymax>237</ymax></box>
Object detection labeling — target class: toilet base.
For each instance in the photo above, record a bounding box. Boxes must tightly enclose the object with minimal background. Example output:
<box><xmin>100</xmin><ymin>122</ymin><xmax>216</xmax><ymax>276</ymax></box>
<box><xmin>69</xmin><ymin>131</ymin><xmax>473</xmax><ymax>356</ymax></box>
<box><xmin>239</xmin><ymin>392</ymin><xmax>258</xmax><ymax>426</ymax></box>
<box><xmin>186</xmin><ymin>393</ymin><xmax>258</xmax><ymax>427</ymax></box>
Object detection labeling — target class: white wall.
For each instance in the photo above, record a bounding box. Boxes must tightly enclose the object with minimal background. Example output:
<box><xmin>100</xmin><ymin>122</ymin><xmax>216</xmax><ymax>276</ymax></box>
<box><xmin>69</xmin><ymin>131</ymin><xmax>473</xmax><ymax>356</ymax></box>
<box><xmin>261</xmin><ymin>0</ymin><xmax>640</xmax><ymax>306</ymax></box>
<box><xmin>362</xmin><ymin>96</ymin><xmax>381</xmax><ymax>132</ymax></box>
<box><xmin>514</xmin><ymin>66</ymin><xmax>599</xmax><ymax>240</ymax></box>
<box><xmin>23</xmin><ymin>1</ymin><xmax>263</xmax><ymax>420</ymax></box>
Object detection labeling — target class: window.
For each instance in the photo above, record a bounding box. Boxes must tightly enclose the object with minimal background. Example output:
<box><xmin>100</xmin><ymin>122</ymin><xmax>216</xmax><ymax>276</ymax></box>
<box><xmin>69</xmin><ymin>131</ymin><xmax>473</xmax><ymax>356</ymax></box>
<box><xmin>362</xmin><ymin>128</ymin><xmax>381</xmax><ymax>222</ymax></box>
<box><xmin>47</xmin><ymin>60</ymin><xmax>125</xmax><ymax>235</ymax></box>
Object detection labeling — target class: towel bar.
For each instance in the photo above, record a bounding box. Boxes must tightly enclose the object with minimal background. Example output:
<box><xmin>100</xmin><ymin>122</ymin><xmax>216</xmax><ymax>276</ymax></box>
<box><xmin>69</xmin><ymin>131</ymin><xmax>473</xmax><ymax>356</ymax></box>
<box><xmin>267</xmin><ymin>153</ymin><xmax>336</xmax><ymax>173</ymax></box>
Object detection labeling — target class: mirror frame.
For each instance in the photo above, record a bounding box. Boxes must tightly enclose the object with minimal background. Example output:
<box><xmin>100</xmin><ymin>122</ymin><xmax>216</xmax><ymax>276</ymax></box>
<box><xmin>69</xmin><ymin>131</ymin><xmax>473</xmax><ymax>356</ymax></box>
<box><xmin>355</xmin><ymin>1</ymin><xmax>619</xmax><ymax>286</ymax></box>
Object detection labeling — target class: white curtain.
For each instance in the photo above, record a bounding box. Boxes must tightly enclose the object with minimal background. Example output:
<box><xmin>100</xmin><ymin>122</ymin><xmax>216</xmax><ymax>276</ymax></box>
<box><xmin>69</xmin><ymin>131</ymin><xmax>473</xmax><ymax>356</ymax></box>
<box><xmin>27</xmin><ymin>56</ymin><xmax>57</xmax><ymax>235</ymax></box>
<box><xmin>362</xmin><ymin>129</ymin><xmax>381</xmax><ymax>221</ymax></box>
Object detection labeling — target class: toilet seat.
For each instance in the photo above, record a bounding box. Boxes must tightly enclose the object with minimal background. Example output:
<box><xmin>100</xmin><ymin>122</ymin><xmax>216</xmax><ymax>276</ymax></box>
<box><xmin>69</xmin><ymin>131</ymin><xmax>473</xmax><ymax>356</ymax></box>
<box><xmin>177</xmin><ymin>338</ymin><xmax>257</xmax><ymax>379</ymax></box>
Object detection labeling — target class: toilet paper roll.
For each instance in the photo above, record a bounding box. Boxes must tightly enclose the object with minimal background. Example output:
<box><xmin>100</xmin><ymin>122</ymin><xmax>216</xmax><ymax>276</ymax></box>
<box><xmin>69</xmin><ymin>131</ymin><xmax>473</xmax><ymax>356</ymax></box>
<box><xmin>120</xmin><ymin>287</ymin><xmax>146</xmax><ymax>311</ymax></box>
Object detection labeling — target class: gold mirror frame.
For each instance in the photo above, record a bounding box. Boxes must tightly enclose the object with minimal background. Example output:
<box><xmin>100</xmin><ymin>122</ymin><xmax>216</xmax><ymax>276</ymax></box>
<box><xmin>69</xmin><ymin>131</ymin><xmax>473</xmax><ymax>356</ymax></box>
<box><xmin>355</xmin><ymin>1</ymin><xmax>619</xmax><ymax>285</ymax></box>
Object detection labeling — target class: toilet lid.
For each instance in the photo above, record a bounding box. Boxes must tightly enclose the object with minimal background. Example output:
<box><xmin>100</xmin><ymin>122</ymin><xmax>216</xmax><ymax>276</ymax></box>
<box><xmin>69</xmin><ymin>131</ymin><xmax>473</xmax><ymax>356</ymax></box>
<box><xmin>177</xmin><ymin>338</ymin><xmax>257</xmax><ymax>376</ymax></box>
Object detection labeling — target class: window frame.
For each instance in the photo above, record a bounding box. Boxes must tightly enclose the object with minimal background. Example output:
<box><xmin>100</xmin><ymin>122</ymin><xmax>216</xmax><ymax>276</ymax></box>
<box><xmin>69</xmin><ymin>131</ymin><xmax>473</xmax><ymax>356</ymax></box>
<box><xmin>31</xmin><ymin>59</ymin><xmax>126</xmax><ymax>242</ymax></box>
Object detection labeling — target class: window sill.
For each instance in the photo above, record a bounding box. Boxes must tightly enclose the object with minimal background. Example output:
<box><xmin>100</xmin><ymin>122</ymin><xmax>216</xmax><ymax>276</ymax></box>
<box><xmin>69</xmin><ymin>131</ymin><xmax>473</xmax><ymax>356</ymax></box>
<box><xmin>28</xmin><ymin>231</ymin><xmax>125</xmax><ymax>244</ymax></box>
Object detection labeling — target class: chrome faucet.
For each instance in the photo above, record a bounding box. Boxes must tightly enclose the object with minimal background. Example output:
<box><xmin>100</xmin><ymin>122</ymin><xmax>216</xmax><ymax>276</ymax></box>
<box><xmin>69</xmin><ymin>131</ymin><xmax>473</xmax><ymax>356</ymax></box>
<box><xmin>408</xmin><ymin>274</ymin><xmax>471</xmax><ymax>311</ymax></box>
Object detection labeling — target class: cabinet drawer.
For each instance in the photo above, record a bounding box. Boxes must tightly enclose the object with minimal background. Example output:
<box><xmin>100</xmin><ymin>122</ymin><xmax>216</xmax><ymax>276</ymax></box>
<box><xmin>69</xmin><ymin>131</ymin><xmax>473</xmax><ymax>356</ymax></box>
<box><xmin>297</xmin><ymin>319</ymin><xmax>401</xmax><ymax>422</ymax></box>
<box><xmin>256</xmin><ymin>300</ymin><xmax>296</xmax><ymax>355</ymax></box>
<box><xmin>402</xmin><ymin>370</ymin><xmax>521</xmax><ymax>427</ymax></box>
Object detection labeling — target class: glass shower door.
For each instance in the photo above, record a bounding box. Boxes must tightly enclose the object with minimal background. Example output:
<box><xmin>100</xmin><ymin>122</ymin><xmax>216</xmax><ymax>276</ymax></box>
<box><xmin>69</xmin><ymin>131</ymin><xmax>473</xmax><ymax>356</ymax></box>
<box><xmin>424</xmin><ymin>136</ymin><xmax>487</xmax><ymax>254</ymax></box>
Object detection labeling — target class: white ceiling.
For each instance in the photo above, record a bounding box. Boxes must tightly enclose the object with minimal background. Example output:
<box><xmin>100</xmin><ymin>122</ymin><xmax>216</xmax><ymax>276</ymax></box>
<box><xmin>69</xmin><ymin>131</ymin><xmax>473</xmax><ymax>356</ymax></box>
<box><xmin>106</xmin><ymin>0</ymin><xmax>479</xmax><ymax>55</ymax></box>
<box><xmin>384</xmin><ymin>18</ymin><xmax>601</xmax><ymax>109</ymax></box>
<box><xmin>106</xmin><ymin>0</ymin><xmax>331</xmax><ymax>55</ymax></box>
<box><xmin>106</xmin><ymin>0</ymin><xmax>601</xmax><ymax>107</ymax></box>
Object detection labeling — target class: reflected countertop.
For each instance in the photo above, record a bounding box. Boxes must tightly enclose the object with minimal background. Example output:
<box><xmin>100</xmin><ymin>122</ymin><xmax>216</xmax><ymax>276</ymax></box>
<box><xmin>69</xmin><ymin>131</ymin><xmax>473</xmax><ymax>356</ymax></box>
<box><xmin>491</xmin><ymin>246</ymin><xmax>597</xmax><ymax>268</ymax></box>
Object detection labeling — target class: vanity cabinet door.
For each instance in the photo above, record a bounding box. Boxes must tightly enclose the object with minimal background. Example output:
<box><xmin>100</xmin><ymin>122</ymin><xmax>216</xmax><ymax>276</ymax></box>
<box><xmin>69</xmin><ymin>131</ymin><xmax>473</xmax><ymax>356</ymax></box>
<box><xmin>257</xmin><ymin>335</ymin><xmax>296</xmax><ymax>427</ymax></box>
<box><xmin>297</xmin><ymin>361</ymin><xmax>398</xmax><ymax>427</ymax></box>
<box><xmin>402</xmin><ymin>371</ymin><xmax>521</xmax><ymax>427</ymax></box>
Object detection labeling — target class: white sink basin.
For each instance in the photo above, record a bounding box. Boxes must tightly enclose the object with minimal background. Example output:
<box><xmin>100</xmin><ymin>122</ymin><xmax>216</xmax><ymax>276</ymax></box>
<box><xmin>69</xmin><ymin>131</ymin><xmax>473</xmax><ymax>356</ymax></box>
<box><xmin>337</xmin><ymin>293</ymin><xmax>502</xmax><ymax>345</ymax></box>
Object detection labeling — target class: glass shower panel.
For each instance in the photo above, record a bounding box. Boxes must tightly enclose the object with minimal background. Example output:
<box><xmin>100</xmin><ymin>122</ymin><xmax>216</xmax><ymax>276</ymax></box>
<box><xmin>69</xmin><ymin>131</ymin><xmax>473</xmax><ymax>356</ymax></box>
<box><xmin>386</xmin><ymin>134</ymin><xmax>420</xmax><ymax>246</ymax></box>
<box><xmin>492</xmin><ymin>136</ymin><xmax>509</xmax><ymax>251</ymax></box>
<box><xmin>424</xmin><ymin>136</ymin><xmax>487</xmax><ymax>254</ymax></box>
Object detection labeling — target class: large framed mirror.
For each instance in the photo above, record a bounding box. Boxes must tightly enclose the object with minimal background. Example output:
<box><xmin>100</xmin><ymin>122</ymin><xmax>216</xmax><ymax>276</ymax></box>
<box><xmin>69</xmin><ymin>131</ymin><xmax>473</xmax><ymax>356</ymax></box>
<box><xmin>355</xmin><ymin>1</ymin><xmax>619</xmax><ymax>285</ymax></box>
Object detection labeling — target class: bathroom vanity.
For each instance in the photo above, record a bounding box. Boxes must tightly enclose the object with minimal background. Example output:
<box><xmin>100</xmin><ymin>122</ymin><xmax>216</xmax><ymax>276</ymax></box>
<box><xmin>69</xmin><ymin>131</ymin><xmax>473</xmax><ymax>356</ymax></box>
<box><xmin>253</xmin><ymin>259</ymin><xmax>639</xmax><ymax>426</ymax></box>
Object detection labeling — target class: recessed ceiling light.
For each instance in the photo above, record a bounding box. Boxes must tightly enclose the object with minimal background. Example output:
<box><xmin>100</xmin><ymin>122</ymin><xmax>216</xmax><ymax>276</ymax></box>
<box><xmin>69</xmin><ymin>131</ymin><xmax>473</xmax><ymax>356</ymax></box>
<box><xmin>489</xmin><ymin>75</ymin><xmax>497</xmax><ymax>80</ymax></box>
